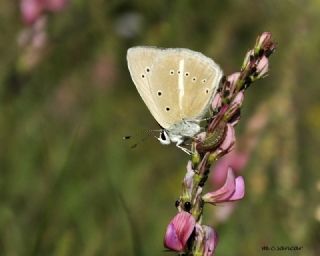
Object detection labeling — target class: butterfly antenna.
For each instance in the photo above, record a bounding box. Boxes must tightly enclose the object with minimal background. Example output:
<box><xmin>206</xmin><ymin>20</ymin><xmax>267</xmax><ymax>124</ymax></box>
<box><xmin>123</xmin><ymin>128</ymin><xmax>161</xmax><ymax>149</ymax></box>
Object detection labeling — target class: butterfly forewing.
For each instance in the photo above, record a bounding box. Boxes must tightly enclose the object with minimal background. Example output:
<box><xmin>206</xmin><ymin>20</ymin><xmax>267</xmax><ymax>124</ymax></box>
<box><xmin>127</xmin><ymin>47</ymin><xmax>171</xmax><ymax>128</ymax></box>
<box><xmin>148</xmin><ymin>49</ymin><xmax>223</xmax><ymax>127</ymax></box>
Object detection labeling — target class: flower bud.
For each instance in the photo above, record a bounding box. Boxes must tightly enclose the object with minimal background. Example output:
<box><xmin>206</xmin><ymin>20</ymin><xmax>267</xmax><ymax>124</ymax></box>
<box><xmin>183</xmin><ymin>161</ymin><xmax>195</xmax><ymax>197</ymax></box>
<box><xmin>193</xmin><ymin>225</ymin><xmax>218</xmax><ymax>256</ymax></box>
<box><xmin>255</xmin><ymin>56</ymin><xmax>269</xmax><ymax>78</ymax></box>
<box><xmin>226</xmin><ymin>72</ymin><xmax>241</xmax><ymax>95</ymax></box>
<box><xmin>255</xmin><ymin>32</ymin><xmax>272</xmax><ymax>52</ymax></box>
<box><xmin>241</xmin><ymin>50</ymin><xmax>254</xmax><ymax>71</ymax></box>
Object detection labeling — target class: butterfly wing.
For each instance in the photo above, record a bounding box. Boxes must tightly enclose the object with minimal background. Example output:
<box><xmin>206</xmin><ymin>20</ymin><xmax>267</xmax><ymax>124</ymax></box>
<box><xmin>127</xmin><ymin>47</ymin><xmax>172</xmax><ymax>129</ymax></box>
<box><xmin>148</xmin><ymin>48</ymin><xmax>223</xmax><ymax>126</ymax></box>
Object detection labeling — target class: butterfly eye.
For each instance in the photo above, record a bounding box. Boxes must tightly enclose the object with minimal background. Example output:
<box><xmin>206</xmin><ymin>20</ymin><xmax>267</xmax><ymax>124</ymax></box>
<box><xmin>141</xmin><ymin>74</ymin><xmax>145</xmax><ymax>78</ymax></box>
<box><xmin>145</xmin><ymin>67</ymin><xmax>150</xmax><ymax>73</ymax></box>
<box><xmin>161</xmin><ymin>131</ymin><xmax>166</xmax><ymax>140</ymax></box>
<box><xmin>169</xmin><ymin>69</ymin><xmax>174</xmax><ymax>75</ymax></box>
<box><xmin>185</xmin><ymin>72</ymin><xmax>189</xmax><ymax>77</ymax></box>
<box><xmin>157</xmin><ymin>91</ymin><xmax>162</xmax><ymax>96</ymax></box>
<box><xmin>165</xmin><ymin>107</ymin><xmax>170</xmax><ymax>111</ymax></box>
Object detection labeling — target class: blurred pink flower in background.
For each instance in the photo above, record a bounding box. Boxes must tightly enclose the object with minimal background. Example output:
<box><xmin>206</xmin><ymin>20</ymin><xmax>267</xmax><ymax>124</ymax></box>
<box><xmin>45</xmin><ymin>0</ymin><xmax>68</xmax><ymax>11</ymax></box>
<box><xmin>20</xmin><ymin>0</ymin><xmax>68</xmax><ymax>25</ymax></box>
<box><xmin>20</xmin><ymin>0</ymin><xmax>44</xmax><ymax>24</ymax></box>
<box><xmin>91</xmin><ymin>55</ymin><xmax>118</xmax><ymax>90</ymax></box>
<box><xmin>211</xmin><ymin>148</ymin><xmax>248</xmax><ymax>188</ymax></box>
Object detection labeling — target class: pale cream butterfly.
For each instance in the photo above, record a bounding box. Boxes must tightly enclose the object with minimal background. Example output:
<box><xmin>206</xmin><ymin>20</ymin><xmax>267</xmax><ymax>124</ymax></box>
<box><xmin>127</xmin><ymin>47</ymin><xmax>223</xmax><ymax>154</ymax></box>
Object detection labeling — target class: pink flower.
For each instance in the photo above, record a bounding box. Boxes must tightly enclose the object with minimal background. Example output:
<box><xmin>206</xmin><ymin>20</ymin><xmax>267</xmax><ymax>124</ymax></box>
<box><xmin>45</xmin><ymin>0</ymin><xmax>68</xmax><ymax>12</ymax></box>
<box><xmin>203</xmin><ymin>168</ymin><xmax>245</xmax><ymax>204</ymax></box>
<box><xmin>194</xmin><ymin>225</ymin><xmax>219</xmax><ymax>256</ymax></box>
<box><xmin>20</xmin><ymin>0</ymin><xmax>44</xmax><ymax>24</ymax></box>
<box><xmin>203</xmin><ymin>226</ymin><xmax>218</xmax><ymax>256</ymax></box>
<box><xmin>256</xmin><ymin>56</ymin><xmax>269</xmax><ymax>78</ymax></box>
<box><xmin>20</xmin><ymin>0</ymin><xmax>68</xmax><ymax>25</ymax></box>
<box><xmin>164</xmin><ymin>211</ymin><xmax>196</xmax><ymax>252</ymax></box>
<box><xmin>219</xmin><ymin>124</ymin><xmax>235</xmax><ymax>153</ymax></box>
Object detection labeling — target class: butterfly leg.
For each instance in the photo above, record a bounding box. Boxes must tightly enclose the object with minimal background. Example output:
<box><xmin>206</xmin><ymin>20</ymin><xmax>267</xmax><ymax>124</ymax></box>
<box><xmin>175</xmin><ymin>139</ymin><xmax>192</xmax><ymax>155</ymax></box>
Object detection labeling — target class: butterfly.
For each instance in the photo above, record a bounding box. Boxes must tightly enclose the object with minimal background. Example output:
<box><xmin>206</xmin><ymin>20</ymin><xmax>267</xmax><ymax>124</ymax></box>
<box><xmin>127</xmin><ymin>47</ymin><xmax>223</xmax><ymax>154</ymax></box>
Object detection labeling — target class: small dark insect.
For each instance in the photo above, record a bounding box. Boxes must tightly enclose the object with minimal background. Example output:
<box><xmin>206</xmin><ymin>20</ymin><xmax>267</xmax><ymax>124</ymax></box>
<box><xmin>184</xmin><ymin>202</ymin><xmax>192</xmax><ymax>212</ymax></box>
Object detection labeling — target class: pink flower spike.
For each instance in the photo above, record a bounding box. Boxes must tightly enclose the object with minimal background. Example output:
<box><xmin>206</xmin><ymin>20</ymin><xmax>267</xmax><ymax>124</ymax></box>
<box><xmin>228</xmin><ymin>176</ymin><xmax>245</xmax><ymax>201</ymax></box>
<box><xmin>256</xmin><ymin>56</ymin><xmax>269</xmax><ymax>78</ymax></box>
<box><xmin>219</xmin><ymin>124</ymin><xmax>235</xmax><ymax>153</ymax></box>
<box><xmin>164</xmin><ymin>211</ymin><xmax>196</xmax><ymax>252</ymax></box>
<box><xmin>203</xmin><ymin>226</ymin><xmax>218</xmax><ymax>256</ymax></box>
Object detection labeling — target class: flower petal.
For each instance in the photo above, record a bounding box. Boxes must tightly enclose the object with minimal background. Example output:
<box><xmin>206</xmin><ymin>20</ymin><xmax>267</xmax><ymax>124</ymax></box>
<box><xmin>219</xmin><ymin>124</ymin><xmax>235</xmax><ymax>153</ymax></box>
<box><xmin>203</xmin><ymin>168</ymin><xmax>236</xmax><ymax>203</ymax></box>
<box><xmin>203</xmin><ymin>226</ymin><xmax>219</xmax><ymax>256</ymax></box>
<box><xmin>256</xmin><ymin>32</ymin><xmax>272</xmax><ymax>49</ymax></box>
<box><xmin>256</xmin><ymin>56</ymin><xmax>269</xmax><ymax>78</ymax></box>
<box><xmin>164</xmin><ymin>223</ymin><xmax>183</xmax><ymax>251</ymax></box>
<box><xmin>183</xmin><ymin>161</ymin><xmax>195</xmax><ymax>194</ymax></box>
<box><xmin>164</xmin><ymin>212</ymin><xmax>196</xmax><ymax>252</ymax></box>
<box><xmin>211</xmin><ymin>93</ymin><xmax>222</xmax><ymax>111</ymax></box>
<box><xmin>228</xmin><ymin>176</ymin><xmax>245</xmax><ymax>201</ymax></box>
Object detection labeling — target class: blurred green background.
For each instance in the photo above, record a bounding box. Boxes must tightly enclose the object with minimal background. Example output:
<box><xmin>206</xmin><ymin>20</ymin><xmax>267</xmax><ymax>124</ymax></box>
<box><xmin>0</xmin><ymin>1</ymin><xmax>319</xmax><ymax>255</ymax></box>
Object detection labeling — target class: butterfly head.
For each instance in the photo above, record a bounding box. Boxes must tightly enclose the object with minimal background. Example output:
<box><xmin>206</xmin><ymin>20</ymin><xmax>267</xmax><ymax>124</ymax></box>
<box><xmin>157</xmin><ymin>129</ymin><xmax>171</xmax><ymax>145</ymax></box>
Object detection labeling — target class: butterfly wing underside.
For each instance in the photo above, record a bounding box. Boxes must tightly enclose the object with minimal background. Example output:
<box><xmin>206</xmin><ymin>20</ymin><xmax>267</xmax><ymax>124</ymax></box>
<box><xmin>148</xmin><ymin>48</ymin><xmax>223</xmax><ymax>127</ymax></box>
<box><xmin>127</xmin><ymin>47</ymin><xmax>223</xmax><ymax>130</ymax></box>
<box><xmin>127</xmin><ymin>47</ymin><xmax>172</xmax><ymax>128</ymax></box>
